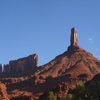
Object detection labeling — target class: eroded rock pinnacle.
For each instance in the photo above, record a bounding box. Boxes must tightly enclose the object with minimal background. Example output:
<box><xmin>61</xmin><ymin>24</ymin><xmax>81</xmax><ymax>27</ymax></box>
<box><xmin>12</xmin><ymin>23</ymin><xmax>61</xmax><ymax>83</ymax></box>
<box><xmin>70</xmin><ymin>28</ymin><xmax>78</xmax><ymax>46</ymax></box>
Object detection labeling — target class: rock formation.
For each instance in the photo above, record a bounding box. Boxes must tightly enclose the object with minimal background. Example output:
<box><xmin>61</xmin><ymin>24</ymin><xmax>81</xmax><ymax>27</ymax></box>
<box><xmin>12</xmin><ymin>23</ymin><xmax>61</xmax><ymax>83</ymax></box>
<box><xmin>0</xmin><ymin>82</ymin><xmax>9</xmax><ymax>100</ymax></box>
<box><xmin>1</xmin><ymin>54</ymin><xmax>38</xmax><ymax>77</ymax></box>
<box><xmin>70</xmin><ymin>27</ymin><xmax>78</xmax><ymax>46</ymax></box>
<box><xmin>0</xmin><ymin>28</ymin><xmax>100</xmax><ymax>99</ymax></box>
<box><xmin>68</xmin><ymin>28</ymin><xmax>79</xmax><ymax>51</ymax></box>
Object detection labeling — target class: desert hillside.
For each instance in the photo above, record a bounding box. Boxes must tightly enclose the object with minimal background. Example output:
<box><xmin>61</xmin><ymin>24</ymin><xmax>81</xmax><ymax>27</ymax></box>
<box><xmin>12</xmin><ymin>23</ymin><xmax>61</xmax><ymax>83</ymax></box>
<box><xmin>0</xmin><ymin>28</ymin><xmax>100</xmax><ymax>100</ymax></box>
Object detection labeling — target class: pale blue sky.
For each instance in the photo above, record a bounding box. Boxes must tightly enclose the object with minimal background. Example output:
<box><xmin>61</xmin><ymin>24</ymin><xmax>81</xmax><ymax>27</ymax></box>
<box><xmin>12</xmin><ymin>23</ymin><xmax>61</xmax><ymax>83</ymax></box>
<box><xmin>0</xmin><ymin>0</ymin><xmax>100</xmax><ymax>65</ymax></box>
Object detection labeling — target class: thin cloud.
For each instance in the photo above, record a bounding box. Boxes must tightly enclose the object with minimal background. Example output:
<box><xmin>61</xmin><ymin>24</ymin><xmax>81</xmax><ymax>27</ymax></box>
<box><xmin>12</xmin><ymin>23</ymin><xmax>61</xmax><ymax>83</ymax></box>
<box><xmin>88</xmin><ymin>38</ymin><xmax>94</xmax><ymax>44</ymax></box>
<box><xmin>88</xmin><ymin>38</ymin><xmax>93</xmax><ymax>41</ymax></box>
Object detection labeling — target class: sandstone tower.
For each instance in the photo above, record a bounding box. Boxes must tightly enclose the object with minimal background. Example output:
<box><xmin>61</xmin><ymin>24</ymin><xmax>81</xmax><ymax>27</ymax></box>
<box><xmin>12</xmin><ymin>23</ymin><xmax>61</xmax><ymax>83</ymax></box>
<box><xmin>68</xmin><ymin>28</ymin><xmax>79</xmax><ymax>51</ymax></box>
<box><xmin>70</xmin><ymin>28</ymin><xmax>78</xmax><ymax>46</ymax></box>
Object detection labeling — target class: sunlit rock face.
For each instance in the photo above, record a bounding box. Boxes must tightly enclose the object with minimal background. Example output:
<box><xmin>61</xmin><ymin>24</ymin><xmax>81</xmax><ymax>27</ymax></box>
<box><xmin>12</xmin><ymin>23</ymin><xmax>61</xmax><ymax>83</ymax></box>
<box><xmin>70</xmin><ymin>28</ymin><xmax>78</xmax><ymax>46</ymax></box>
<box><xmin>0</xmin><ymin>82</ymin><xmax>9</xmax><ymax>100</ymax></box>
<box><xmin>68</xmin><ymin>28</ymin><xmax>79</xmax><ymax>51</ymax></box>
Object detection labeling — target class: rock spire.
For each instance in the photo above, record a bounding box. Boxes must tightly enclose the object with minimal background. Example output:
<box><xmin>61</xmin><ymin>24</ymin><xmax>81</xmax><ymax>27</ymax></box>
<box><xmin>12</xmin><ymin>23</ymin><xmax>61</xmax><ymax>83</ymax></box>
<box><xmin>70</xmin><ymin>28</ymin><xmax>78</xmax><ymax>46</ymax></box>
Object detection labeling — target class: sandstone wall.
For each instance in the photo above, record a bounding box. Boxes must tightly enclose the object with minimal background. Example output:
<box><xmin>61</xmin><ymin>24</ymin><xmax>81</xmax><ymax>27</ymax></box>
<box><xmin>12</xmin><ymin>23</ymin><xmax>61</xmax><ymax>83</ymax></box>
<box><xmin>3</xmin><ymin>54</ymin><xmax>38</xmax><ymax>73</ymax></box>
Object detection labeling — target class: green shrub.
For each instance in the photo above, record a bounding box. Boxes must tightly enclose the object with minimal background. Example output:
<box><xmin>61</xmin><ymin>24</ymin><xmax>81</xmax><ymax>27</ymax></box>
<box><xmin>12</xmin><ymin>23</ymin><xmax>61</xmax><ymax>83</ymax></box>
<box><xmin>45</xmin><ymin>91</ymin><xmax>57</xmax><ymax>100</ymax></box>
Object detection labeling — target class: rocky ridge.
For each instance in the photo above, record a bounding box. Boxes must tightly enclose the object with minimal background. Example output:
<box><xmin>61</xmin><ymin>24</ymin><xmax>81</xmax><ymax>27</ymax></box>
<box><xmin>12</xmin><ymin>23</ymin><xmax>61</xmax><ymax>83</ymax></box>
<box><xmin>0</xmin><ymin>54</ymin><xmax>38</xmax><ymax>77</ymax></box>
